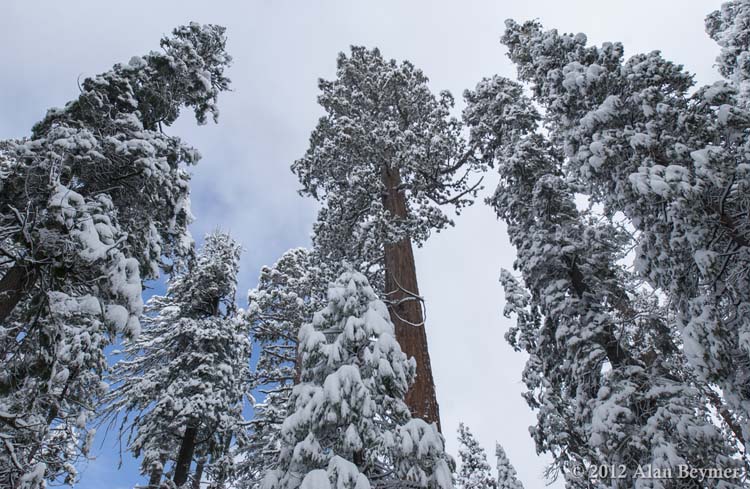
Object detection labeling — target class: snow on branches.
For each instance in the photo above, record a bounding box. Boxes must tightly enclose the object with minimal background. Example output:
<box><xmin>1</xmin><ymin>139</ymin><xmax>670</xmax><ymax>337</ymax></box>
<box><xmin>499</xmin><ymin>2</ymin><xmax>750</xmax><ymax>450</ymax></box>
<box><xmin>494</xmin><ymin>444</ymin><xmax>523</xmax><ymax>489</ymax></box>
<box><xmin>464</xmin><ymin>72</ymin><xmax>744</xmax><ymax>487</ymax></box>
<box><xmin>456</xmin><ymin>423</ymin><xmax>496</xmax><ymax>489</ymax></box>
<box><xmin>292</xmin><ymin>46</ymin><xmax>484</xmax><ymax>283</ymax></box>
<box><xmin>262</xmin><ymin>270</ymin><xmax>452</xmax><ymax>489</ymax></box>
<box><xmin>236</xmin><ymin>248</ymin><xmax>333</xmax><ymax>488</ymax></box>
<box><xmin>103</xmin><ymin>232</ymin><xmax>249</xmax><ymax>488</ymax></box>
<box><xmin>0</xmin><ymin>23</ymin><xmax>231</xmax><ymax>488</ymax></box>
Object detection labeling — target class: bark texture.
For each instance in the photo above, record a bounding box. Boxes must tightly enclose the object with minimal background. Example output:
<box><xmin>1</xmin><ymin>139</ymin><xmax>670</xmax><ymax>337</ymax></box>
<box><xmin>0</xmin><ymin>263</ymin><xmax>37</xmax><ymax>323</ymax></box>
<box><xmin>173</xmin><ymin>424</ymin><xmax>198</xmax><ymax>487</ymax></box>
<box><xmin>382</xmin><ymin>167</ymin><xmax>441</xmax><ymax>431</ymax></box>
<box><xmin>191</xmin><ymin>458</ymin><xmax>205</xmax><ymax>489</ymax></box>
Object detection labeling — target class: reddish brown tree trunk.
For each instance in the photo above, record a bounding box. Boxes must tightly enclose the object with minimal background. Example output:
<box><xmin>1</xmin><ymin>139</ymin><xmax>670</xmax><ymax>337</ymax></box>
<box><xmin>382</xmin><ymin>167</ymin><xmax>441</xmax><ymax>432</ymax></box>
<box><xmin>0</xmin><ymin>263</ymin><xmax>37</xmax><ymax>322</ymax></box>
<box><xmin>191</xmin><ymin>458</ymin><xmax>205</xmax><ymax>489</ymax></box>
<box><xmin>173</xmin><ymin>424</ymin><xmax>198</xmax><ymax>487</ymax></box>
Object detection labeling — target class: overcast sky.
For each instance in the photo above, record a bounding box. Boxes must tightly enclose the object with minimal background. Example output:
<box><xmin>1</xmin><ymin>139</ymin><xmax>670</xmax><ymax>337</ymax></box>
<box><xmin>0</xmin><ymin>1</ymin><xmax>727</xmax><ymax>488</ymax></box>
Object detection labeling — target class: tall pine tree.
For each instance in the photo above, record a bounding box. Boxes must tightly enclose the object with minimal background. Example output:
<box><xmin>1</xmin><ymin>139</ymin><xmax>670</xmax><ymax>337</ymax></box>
<box><xmin>236</xmin><ymin>248</ymin><xmax>330</xmax><ymax>488</ymax></box>
<box><xmin>0</xmin><ymin>23</ymin><xmax>231</xmax><ymax>487</ymax></box>
<box><xmin>464</xmin><ymin>75</ymin><xmax>743</xmax><ymax>487</ymax></box>
<box><xmin>499</xmin><ymin>1</ymin><xmax>750</xmax><ymax>448</ymax></box>
<box><xmin>103</xmin><ymin>232</ymin><xmax>250</xmax><ymax>488</ymax></box>
<box><xmin>292</xmin><ymin>46</ymin><xmax>485</xmax><ymax>429</ymax></box>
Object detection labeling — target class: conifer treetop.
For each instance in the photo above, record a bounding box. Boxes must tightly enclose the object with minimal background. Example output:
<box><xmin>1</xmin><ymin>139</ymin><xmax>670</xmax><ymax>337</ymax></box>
<box><xmin>263</xmin><ymin>270</ymin><xmax>453</xmax><ymax>489</ymax></box>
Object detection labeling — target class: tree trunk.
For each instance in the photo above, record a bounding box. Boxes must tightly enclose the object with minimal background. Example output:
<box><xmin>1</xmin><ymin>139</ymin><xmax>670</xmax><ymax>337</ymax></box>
<box><xmin>294</xmin><ymin>348</ymin><xmax>302</xmax><ymax>384</ymax></box>
<box><xmin>0</xmin><ymin>263</ymin><xmax>37</xmax><ymax>323</ymax></box>
<box><xmin>191</xmin><ymin>458</ymin><xmax>205</xmax><ymax>489</ymax></box>
<box><xmin>173</xmin><ymin>424</ymin><xmax>198</xmax><ymax>487</ymax></box>
<box><xmin>382</xmin><ymin>167</ymin><xmax>441</xmax><ymax>432</ymax></box>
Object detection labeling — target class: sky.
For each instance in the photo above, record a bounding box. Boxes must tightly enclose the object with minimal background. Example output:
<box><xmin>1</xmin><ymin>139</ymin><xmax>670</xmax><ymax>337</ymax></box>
<box><xmin>0</xmin><ymin>1</ymin><xmax>727</xmax><ymax>488</ymax></box>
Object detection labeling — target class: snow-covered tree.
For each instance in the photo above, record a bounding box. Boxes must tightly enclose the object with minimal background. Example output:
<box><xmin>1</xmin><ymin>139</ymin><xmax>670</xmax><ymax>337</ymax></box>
<box><xmin>261</xmin><ymin>270</ymin><xmax>453</xmax><ymax>489</ymax></box>
<box><xmin>456</xmin><ymin>423</ymin><xmax>495</xmax><ymax>489</ymax></box>
<box><xmin>0</xmin><ymin>23</ymin><xmax>232</xmax><ymax>488</ymax></box>
<box><xmin>235</xmin><ymin>248</ymin><xmax>331</xmax><ymax>488</ymax></box>
<box><xmin>494</xmin><ymin>444</ymin><xmax>522</xmax><ymax>489</ymax></box>
<box><xmin>293</xmin><ymin>45</ymin><xmax>484</xmax><ymax>428</ymax></box>
<box><xmin>0</xmin><ymin>21</ymin><xmax>231</xmax><ymax>320</ymax></box>
<box><xmin>706</xmin><ymin>0</ymin><xmax>750</xmax><ymax>102</ymax></box>
<box><xmin>463</xmin><ymin>75</ymin><xmax>744</xmax><ymax>487</ymax></box>
<box><xmin>499</xmin><ymin>3</ymin><xmax>750</xmax><ymax>448</ymax></box>
<box><xmin>103</xmin><ymin>232</ymin><xmax>250</xmax><ymax>488</ymax></box>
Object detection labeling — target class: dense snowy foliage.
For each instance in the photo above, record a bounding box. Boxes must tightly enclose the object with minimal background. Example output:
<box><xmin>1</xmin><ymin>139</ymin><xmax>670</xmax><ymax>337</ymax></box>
<box><xmin>236</xmin><ymin>248</ymin><xmax>333</xmax><ymax>488</ymax></box>
<box><xmin>454</xmin><ymin>425</ymin><xmax>523</xmax><ymax>489</ymax></box>
<box><xmin>494</xmin><ymin>445</ymin><xmax>522</xmax><ymax>489</ymax></box>
<box><xmin>497</xmin><ymin>2</ymin><xmax>750</xmax><ymax>456</ymax></box>
<box><xmin>291</xmin><ymin>45</ymin><xmax>480</xmax><ymax>427</ymax></box>
<box><xmin>456</xmin><ymin>424</ymin><xmax>495</xmax><ymax>489</ymax></box>
<box><xmin>261</xmin><ymin>271</ymin><xmax>453</xmax><ymax>489</ymax></box>
<box><xmin>102</xmin><ymin>232</ymin><xmax>249</xmax><ymax>488</ymax></box>
<box><xmin>6</xmin><ymin>3</ymin><xmax>750</xmax><ymax>488</ymax></box>
<box><xmin>292</xmin><ymin>46</ymin><xmax>483</xmax><ymax>285</ymax></box>
<box><xmin>0</xmin><ymin>23</ymin><xmax>231</xmax><ymax>488</ymax></box>
<box><xmin>464</xmin><ymin>71</ymin><xmax>744</xmax><ymax>486</ymax></box>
